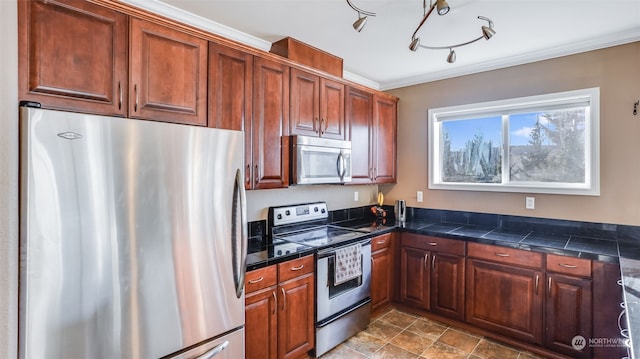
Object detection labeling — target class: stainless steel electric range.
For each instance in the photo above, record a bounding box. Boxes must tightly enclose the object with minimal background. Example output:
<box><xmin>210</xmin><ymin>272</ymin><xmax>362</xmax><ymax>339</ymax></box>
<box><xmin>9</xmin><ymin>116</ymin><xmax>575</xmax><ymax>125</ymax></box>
<box><xmin>268</xmin><ymin>202</ymin><xmax>372</xmax><ymax>357</ymax></box>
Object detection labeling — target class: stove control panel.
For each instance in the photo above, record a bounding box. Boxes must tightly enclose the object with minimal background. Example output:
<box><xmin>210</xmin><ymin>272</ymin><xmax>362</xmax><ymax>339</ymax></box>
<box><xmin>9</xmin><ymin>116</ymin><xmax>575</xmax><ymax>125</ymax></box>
<box><xmin>270</xmin><ymin>202</ymin><xmax>328</xmax><ymax>226</ymax></box>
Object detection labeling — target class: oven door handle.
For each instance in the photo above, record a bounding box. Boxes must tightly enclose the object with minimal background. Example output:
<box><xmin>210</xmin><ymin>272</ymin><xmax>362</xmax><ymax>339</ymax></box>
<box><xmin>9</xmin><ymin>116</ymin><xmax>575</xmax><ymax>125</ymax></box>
<box><xmin>317</xmin><ymin>238</ymin><xmax>371</xmax><ymax>258</ymax></box>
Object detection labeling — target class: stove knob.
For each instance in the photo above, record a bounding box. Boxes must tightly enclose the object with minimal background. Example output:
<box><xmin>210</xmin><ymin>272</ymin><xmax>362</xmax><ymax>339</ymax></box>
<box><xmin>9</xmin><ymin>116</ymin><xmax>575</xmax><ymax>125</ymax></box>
<box><xmin>313</xmin><ymin>206</ymin><xmax>318</xmax><ymax>212</ymax></box>
<box><xmin>285</xmin><ymin>249</ymin><xmax>291</xmax><ymax>254</ymax></box>
<box><xmin>277</xmin><ymin>249</ymin><xmax>282</xmax><ymax>255</ymax></box>
<box><xmin>285</xmin><ymin>210</ymin><xmax>291</xmax><ymax>216</ymax></box>
<box><xmin>321</xmin><ymin>208</ymin><xmax>326</xmax><ymax>213</ymax></box>
<box><xmin>277</xmin><ymin>214</ymin><xmax>282</xmax><ymax>220</ymax></box>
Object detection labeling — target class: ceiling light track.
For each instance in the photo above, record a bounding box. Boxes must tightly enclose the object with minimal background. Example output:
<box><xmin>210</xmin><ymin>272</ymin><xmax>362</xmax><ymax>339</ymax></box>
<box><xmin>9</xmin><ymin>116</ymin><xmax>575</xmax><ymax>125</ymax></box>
<box><xmin>347</xmin><ymin>0</ymin><xmax>496</xmax><ymax>63</ymax></box>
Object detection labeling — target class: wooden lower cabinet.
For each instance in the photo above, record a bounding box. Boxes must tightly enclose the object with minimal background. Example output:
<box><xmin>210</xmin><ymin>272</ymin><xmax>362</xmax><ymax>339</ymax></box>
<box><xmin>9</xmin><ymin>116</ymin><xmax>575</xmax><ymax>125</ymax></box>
<box><xmin>371</xmin><ymin>233</ymin><xmax>393</xmax><ymax>313</ymax></box>
<box><xmin>545</xmin><ymin>272</ymin><xmax>592</xmax><ymax>358</ymax></box>
<box><xmin>245</xmin><ymin>255</ymin><xmax>314</xmax><ymax>359</ymax></box>
<box><xmin>400</xmin><ymin>245</ymin><xmax>430</xmax><ymax>309</ymax></box>
<box><xmin>399</xmin><ymin>233</ymin><xmax>465</xmax><ymax>319</ymax></box>
<box><xmin>245</xmin><ymin>284</ymin><xmax>278</xmax><ymax>359</ymax></box>
<box><xmin>430</xmin><ymin>252</ymin><xmax>465</xmax><ymax>321</ymax></box>
<box><xmin>465</xmin><ymin>258</ymin><xmax>544</xmax><ymax>345</ymax></box>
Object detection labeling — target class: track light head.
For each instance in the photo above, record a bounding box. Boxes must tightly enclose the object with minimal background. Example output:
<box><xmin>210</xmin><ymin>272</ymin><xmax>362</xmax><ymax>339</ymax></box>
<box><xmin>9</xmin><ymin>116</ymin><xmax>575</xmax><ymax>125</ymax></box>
<box><xmin>436</xmin><ymin>0</ymin><xmax>450</xmax><ymax>15</ymax></box>
<box><xmin>447</xmin><ymin>49</ymin><xmax>456</xmax><ymax>63</ymax></box>
<box><xmin>409</xmin><ymin>37</ymin><xmax>420</xmax><ymax>52</ymax></box>
<box><xmin>353</xmin><ymin>15</ymin><xmax>368</xmax><ymax>32</ymax></box>
<box><xmin>481</xmin><ymin>25</ymin><xmax>495</xmax><ymax>40</ymax></box>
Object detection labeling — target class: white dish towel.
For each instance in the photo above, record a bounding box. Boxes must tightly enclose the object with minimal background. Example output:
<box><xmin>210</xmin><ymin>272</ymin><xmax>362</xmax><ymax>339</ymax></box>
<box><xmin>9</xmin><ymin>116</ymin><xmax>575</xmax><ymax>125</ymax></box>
<box><xmin>334</xmin><ymin>244</ymin><xmax>362</xmax><ymax>285</ymax></box>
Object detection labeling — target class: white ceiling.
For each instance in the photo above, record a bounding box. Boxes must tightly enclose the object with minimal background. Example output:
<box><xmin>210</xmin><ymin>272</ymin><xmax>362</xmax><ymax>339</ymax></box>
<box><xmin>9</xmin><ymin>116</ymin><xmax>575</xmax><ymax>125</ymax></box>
<box><xmin>124</xmin><ymin>0</ymin><xmax>640</xmax><ymax>90</ymax></box>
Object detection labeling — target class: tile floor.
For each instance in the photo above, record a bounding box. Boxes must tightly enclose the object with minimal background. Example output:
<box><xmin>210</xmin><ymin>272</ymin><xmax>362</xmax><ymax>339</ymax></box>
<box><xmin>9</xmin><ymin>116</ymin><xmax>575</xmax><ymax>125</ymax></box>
<box><xmin>317</xmin><ymin>307</ymin><xmax>550</xmax><ymax>359</ymax></box>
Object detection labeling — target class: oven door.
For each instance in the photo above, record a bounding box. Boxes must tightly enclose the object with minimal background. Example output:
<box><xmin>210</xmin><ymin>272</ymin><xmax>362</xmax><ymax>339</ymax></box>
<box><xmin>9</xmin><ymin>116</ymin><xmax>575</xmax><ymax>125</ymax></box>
<box><xmin>316</xmin><ymin>239</ymin><xmax>371</xmax><ymax>322</ymax></box>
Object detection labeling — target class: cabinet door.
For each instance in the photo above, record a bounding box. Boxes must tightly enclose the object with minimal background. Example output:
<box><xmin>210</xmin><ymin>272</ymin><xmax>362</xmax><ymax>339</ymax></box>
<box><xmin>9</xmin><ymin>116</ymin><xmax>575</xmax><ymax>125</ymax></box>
<box><xmin>19</xmin><ymin>0</ymin><xmax>127</xmax><ymax>116</ymax></box>
<box><xmin>345</xmin><ymin>86</ymin><xmax>373</xmax><ymax>184</ymax></box>
<box><xmin>290</xmin><ymin>68</ymin><xmax>319</xmax><ymax>137</ymax></box>
<box><xmin>245</xmin><ymin>287</ymin><xmax>278</xmax><ymax>359</ymax></box>
<box><xmin>208</xmin><ymin>42</ymin><xmax>252</xmax><ymax>130</ymax></box>
<box><xmin>400</xmin><ymin>246</ymin><xmax>429</xmax><ymax>309</ymax></box>
<box><xmin>430</xmin><ymin>252</ymin><xmax>465</xmax><ymax>321</ymax></box>
<box><xmin>371</xmin><ymin>247</ymin><xmax>392</xmax><ymax>313</ymax></box>
<box><xmin>545</xmin><ymin>273</ymin><xmax>592</xmax><ymax>358</ymax></box>
<box><xmin>372</xmin><ymin>95</ymin><xmax>397</xmax><ymax>183</ymax></box>
<box><xmin>319</xmin><ymin>78</ymin><xmax>346</xmax><ymax>140</ymax></box>
<box><xmin>278</xmin><ymin>273</ymin><xmax>314</xmax><ymax>359</ymax></box>
<box><xmin>129</xmin><ymin>18</ymin><xmax>207</xmax><ymax>125</ymax></box>
<box><xmin>466</xmin><ymin>258</ymin><xmax>543</xmax><ymax>345</ymax></box>
<box><xmin>251</xmin><ymin>56</ymin><xmax>290</xmax><ymax>189</ymax></box>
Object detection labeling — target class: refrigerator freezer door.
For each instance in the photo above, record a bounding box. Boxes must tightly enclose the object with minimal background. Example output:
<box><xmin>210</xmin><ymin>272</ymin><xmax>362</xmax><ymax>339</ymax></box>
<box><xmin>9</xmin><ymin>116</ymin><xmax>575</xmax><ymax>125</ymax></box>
<box><xmin>19</xmin><ymin>107</ymin><xmax>246</xmax><ymax>359</ymax></box>
<box><xmin>167</xmin><ymin>328</ymin><xmax>244</xmax><ymax>359</ymax></box>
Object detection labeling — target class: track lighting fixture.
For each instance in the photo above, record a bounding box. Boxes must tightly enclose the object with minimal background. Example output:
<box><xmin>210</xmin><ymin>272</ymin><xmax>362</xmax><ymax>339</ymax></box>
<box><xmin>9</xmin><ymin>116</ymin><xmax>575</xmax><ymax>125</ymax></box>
<box><xmin>346</xmin><ymin>0</ymin><xmax>496</xmax><ymax>63</ymax></box>
<box><xmin>347</xmin><ymin>0</ymin><xmax>376</xmax><ymax>33</ymax></box>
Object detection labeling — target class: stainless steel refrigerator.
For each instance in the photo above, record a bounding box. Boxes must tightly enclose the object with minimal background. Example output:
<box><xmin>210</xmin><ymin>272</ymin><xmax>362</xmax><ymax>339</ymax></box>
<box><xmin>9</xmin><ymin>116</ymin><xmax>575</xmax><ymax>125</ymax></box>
<box><xmin>18</xmin><ymin>106</ymin><xmax>247</xmax><ymax>359</ymax></box>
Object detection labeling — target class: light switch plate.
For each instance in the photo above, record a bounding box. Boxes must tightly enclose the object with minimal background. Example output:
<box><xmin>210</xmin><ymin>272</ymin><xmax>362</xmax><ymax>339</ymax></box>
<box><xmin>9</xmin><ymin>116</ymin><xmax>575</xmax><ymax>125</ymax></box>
<box><xmin>417</xmin><ymin>191</ymin><xmax>423</xmax><ymax>202</ymax></box>
<box><xmin>354</xmin><ymin>191</ymin><xmax>359</xmax><ymax>201</ymax></box>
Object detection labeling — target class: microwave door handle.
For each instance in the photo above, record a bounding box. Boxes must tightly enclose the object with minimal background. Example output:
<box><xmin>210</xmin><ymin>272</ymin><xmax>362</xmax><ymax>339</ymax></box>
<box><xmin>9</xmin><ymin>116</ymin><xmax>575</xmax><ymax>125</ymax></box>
<box><xmin>336</xmin><ymin>151</ymin><xmax>346</xmax><ymax>180</ymax></box>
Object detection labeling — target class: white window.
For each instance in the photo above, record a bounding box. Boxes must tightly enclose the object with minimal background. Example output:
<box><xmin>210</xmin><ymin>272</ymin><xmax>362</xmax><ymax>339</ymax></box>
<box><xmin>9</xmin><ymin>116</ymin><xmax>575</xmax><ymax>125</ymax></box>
<box><xmin>428</xmin><ymin>88</ymin><xmax>599</xmax><ymax>195</ymax></box>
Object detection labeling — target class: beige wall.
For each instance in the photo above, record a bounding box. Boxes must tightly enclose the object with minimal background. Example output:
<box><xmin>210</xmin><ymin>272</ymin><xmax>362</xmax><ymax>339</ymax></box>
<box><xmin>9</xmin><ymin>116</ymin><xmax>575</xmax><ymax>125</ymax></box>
<box><xmin>384</xmin><ymin>42</ymin><xmax>640</xmax><ymax>225</ymax></box>
<box><xmin>246</xmin><ymin>184</ymin><xmax>379</xmax><ymax>221</ymax></box>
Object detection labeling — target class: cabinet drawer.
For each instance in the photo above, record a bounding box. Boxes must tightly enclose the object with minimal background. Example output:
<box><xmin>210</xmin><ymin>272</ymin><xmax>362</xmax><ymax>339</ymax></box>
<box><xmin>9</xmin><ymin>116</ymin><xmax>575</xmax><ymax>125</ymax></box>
<box><xmin>371</xmin><ymin>233</ymin><xmax>392</xmax><ymax>252</ymax></box>
<box><xmin>245</xmin><ymin>265</ymin><xmax>277</xmax><ymax>294</ymax></box>
<box><xmin>546</xmin><ymin>254</ymin><xmax>591</xmax><ymax>277</ymax></box>
<box><xmin>278</xmin><ymin>255</ymin><xmax>314</xmax><ymax>282</ymax></box>
<box><xmin>401</xmin><ymin>233</ymin><xmax>465</xmax><ymax>256</ymax></box>
<box><xmin>468</xmin><ymin>242</ymin><xmax>542</xmax><ymax>269</ymax></box>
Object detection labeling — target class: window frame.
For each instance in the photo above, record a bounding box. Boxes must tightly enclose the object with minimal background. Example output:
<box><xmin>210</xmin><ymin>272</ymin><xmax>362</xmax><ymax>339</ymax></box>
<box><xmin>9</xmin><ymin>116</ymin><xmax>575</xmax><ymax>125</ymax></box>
<box><xmin>428</xmin><ymin>87</ymin><xmax>600</xmax><ymax>196</ymax></box>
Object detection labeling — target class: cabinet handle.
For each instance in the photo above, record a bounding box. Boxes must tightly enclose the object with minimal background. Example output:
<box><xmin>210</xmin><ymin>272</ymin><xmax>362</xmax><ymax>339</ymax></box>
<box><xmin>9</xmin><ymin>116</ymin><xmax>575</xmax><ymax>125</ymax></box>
<box><xmin>432</xmin><ymin>255</ymin><xmax>436</xmax><ymax>272</ymax></box>
<box><xmin>248</xmin><ymin>276</ymin><xmax>264</xmax><ymax>284</ymax></box>
<box><xmin>272</xmin><ymin>291</ymin><xmax>277</xmax><ymax>315</ymax></box>
<box><xmin>314</xmin><ymin>117</ymin><xmax>318</xmax><ymax>133</ymax></box>
<box><xmin>373</xmin><ymin>167</ymin><xmax>377</xmax><ymax>180</ymax></box>
<box><xmin>377</xmin><ymin>240</ymin><xmax>386</xmax><ymax>245</ymax></box>
<box><xmin>423</xmin><ymin>253</ymin><xmax>429</xmax><ymax>270</ymax></box>
<box><xmin>548</xmin><ymin>277</ymin><xmax>552</xmax><ymax>297</ymax></box>
<box><xmin>494</xmin><ymin>252</ymin><xmax>510</xmax><ymax>257</ymax></box>
<box><xmin>246</xmin><ymin>164</ymin><xmax>251</xmax><ymax>186</ymax></box>
<box><xmin>134</xmin><ymin>84</ymin><xmax>139</xmax><ymax>112</ymax></box>
<box><xmin>558</xmin><ymin>263</ymin><xmax>578</xmax><ymax>268</ymax></box>
<box><xmin>428</xmin><ymin>242</ymin><xmax>437</xmax><ymax>246</ymax></box>
<box><xmin>281</xmin><ymin>287</ymin><xmax>286</xmax><ymax>311</ymax></box>
<box><xmin>290</xmin><ymin>264</ymin><xmax>304</xmax><ymax>271</ymax></box>
<box><xmin>254</xmin><ymin>164</ymin><xmax>259</xmax><ymax>185</ymax></box>
<box><xmin>320</xmin><ymin>118</ymin><xmax>325</xmax><ymax>135</ymax></box>
<box><xmin>118</xmin><ymin>81</ymin><xmax>122</xmax><ymax>110</ymax></box>
<box><xmin>535</xmin><ymin>275</ymin><xmax>539</xmax><ymax>295</ymax></box>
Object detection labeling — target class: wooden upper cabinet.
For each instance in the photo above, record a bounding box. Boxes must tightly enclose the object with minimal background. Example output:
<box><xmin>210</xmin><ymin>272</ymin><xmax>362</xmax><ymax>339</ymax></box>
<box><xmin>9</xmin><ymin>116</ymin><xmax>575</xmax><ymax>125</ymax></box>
<box><xmin>208</xmin><ymin>42</ymin><xmax>252</xmax><ymax>131</ymax></box>
<box><xmin>345</xmin><ymin>86</ymin><xmax>374</xmax><ymax>184</ymax></box>
<box><xmin>372</xmin><ymin>95</ymin><xmax>397</xmax><ymax>183</ymax></box>
<box><xmin>249</xmin><ymin>56</ymin><xmax>290</xmax><ymax>190</ymax></box>
<box><xmin>18</xmin><ymin>0</ymin><xmax>128</xmax><ymax>116</ymax></box>
<box><xmin>290</xmin><ymin>68</ymin><xmax>345</xmax><ymax>139</ymax></box>
<box><xmin>129</xmin><ymin>18</ymin><xmax>207</xmax><ymax>125</ymax></box>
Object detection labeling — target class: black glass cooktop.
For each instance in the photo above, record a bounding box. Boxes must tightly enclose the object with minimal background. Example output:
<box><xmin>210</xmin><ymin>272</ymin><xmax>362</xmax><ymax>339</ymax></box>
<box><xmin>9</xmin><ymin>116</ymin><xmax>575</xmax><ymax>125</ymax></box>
<box><xmin>274</xmin><ymin>226</ymin><xmax>366</xmax><ymax>248</ymax></box>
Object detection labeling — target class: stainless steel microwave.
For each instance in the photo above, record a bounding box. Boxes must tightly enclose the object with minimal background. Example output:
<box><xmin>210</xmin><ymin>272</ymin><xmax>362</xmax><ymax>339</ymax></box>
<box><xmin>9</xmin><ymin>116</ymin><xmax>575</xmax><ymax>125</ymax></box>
<box><xmin>291</xmin><ymin>135</ymin><xmax>352</xmax><ymax>185</ymax></box>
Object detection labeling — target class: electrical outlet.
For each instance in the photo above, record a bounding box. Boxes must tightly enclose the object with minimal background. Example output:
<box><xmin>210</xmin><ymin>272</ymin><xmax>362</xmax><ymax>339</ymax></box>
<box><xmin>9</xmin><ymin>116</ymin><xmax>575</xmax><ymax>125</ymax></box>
<box><xmin>417</xmin><ymin>191</ymin><xmax>423</xmax><ymax>202</ymax></box>
<box><xmin>354</xmin><ymin>191</ymin><xmax>359</xmax><ymax>201</ymax></box>
<box><xmin>526</xmin><ymin>197</ymin><xmax>535</xmax><ymax>209</ymax></box>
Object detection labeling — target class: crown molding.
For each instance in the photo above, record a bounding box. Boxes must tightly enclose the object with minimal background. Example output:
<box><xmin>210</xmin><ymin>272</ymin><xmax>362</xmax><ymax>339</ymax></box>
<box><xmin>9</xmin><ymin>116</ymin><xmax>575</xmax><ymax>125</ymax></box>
<box><xmin>119</xmin><ymin>0</ymin><xmax>272</xmax><ymax>51</ymax></box>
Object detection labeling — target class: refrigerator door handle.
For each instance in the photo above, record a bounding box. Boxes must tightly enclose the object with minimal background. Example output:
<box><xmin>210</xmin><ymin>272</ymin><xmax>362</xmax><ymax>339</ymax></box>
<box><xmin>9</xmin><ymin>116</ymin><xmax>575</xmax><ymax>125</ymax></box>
<box><xmin>232</xmin><ymin>168</ymin><xmax>248</xmax><ymax>298</ymax></box>
<box><xmin>195</xmin><ymin>340</ymin><xmax>229</xmax><ymax>359</ymax></box>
